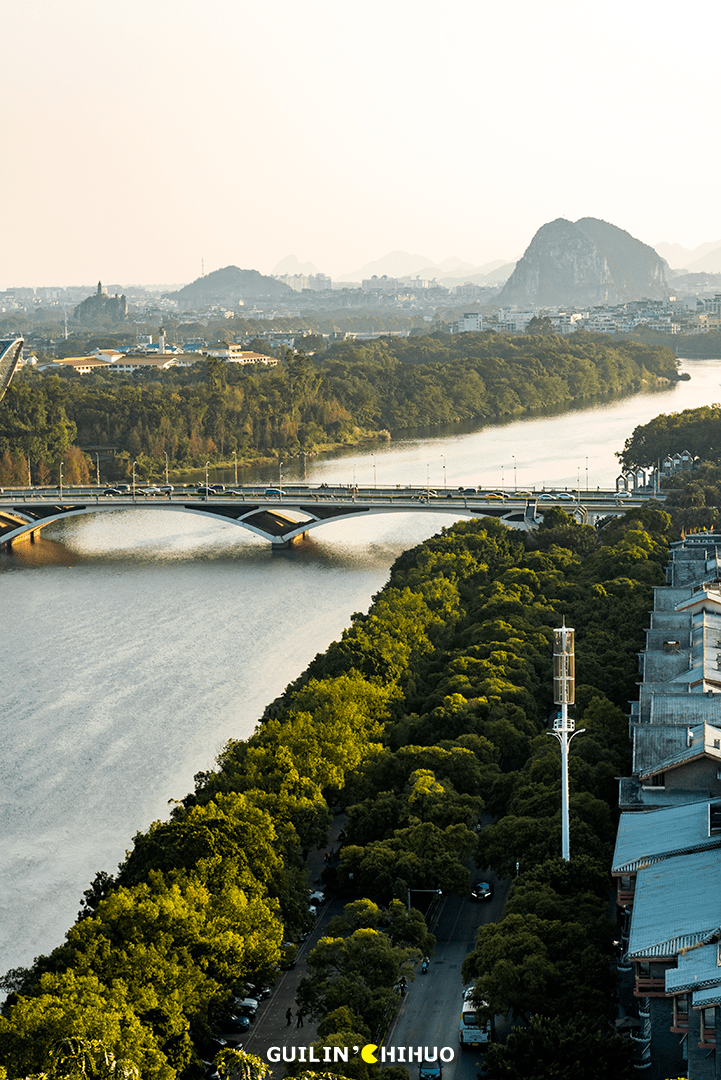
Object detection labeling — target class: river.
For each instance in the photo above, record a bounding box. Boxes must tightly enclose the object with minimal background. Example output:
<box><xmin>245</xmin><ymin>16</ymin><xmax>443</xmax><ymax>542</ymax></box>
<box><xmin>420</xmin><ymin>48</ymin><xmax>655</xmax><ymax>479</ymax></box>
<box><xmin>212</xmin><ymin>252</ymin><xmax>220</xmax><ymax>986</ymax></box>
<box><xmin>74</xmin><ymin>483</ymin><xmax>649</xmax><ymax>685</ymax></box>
<box><xmin>1</xmin><ymin>357</ymin><xmax>720</xmax><ymax>978</ymax></box>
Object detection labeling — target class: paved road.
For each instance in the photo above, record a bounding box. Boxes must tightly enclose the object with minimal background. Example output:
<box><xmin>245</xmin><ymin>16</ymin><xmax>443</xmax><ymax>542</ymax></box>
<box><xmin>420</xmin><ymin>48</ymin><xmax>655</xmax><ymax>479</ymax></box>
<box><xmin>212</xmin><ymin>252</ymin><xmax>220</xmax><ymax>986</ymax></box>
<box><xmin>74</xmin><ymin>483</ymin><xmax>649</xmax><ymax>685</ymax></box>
<box><xmin>239</xmin><ymin>860</ymin><xmax>511</xmax><ymax>1079</ymax></box>
<box><xmin>386</xmin><ymin>880</ymin><xmax>512</xmax><ymax>1080</ymax></box>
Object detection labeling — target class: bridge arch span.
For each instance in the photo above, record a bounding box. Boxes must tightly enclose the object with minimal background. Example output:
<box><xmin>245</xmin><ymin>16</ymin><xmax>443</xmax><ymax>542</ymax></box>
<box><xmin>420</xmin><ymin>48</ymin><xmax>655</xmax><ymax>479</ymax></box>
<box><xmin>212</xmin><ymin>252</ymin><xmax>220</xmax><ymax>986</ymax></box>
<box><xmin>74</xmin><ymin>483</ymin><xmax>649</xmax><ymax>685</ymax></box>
<box><xmin>0</xmin><ymin>497</ymin><xmax>530</xmax><ymax>550</ymax></box>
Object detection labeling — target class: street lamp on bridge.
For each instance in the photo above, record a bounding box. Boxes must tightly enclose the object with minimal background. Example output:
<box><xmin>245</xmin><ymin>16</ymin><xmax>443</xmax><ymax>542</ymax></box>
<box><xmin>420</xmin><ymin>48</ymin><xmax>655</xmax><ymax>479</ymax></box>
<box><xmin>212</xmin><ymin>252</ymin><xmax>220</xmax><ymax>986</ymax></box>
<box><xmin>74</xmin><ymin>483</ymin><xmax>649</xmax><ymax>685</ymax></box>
<box><xmin>205</xmin><ymin>460</ymin><xmax>210</xmax><ymax>500</ymax></box>
<box><xmin>132</xmin><ymin>460</ymin><xmax>137</xmax><ymax>502</ymax></box>
<box><xmin>59</xmin><ymin>462</ymin><xmax>63</xmax><ymax>499</ymax></box>
<box><xmin>233</xmin><ymin>450</ymin><xmax>238</xmax><ymax>487</ymax></box>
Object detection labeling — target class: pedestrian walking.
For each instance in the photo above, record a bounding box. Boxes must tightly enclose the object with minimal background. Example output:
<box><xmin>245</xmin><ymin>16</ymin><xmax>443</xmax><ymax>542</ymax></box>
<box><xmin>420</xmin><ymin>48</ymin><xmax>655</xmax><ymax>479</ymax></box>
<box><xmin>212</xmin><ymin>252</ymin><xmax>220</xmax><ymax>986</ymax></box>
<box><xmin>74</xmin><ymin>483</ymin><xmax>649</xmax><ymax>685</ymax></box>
<box><xmin>296</xmin><ymin>1011</ymin><xmax>305</xmax><ymax>1028</ymax></box>
<box><xmin>286</xmin><ymin>1007</ymin><xmax>293</xmax><ymax>1027</ymax></box>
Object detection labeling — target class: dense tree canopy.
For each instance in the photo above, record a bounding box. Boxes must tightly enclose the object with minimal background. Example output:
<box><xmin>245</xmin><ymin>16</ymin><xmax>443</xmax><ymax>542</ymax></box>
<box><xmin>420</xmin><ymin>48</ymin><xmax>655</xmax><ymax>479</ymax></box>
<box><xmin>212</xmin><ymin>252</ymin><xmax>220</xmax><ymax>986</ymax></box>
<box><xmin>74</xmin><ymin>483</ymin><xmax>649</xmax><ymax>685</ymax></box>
<box><xmin>0</xmin><ymin>498</ymin><xmax>672</xmax><ymax>1076</ymax></box>
<box><xmin>0</xmin><ymin>332</ymin><xmax>677</xmax><ymax>484</ymax></box>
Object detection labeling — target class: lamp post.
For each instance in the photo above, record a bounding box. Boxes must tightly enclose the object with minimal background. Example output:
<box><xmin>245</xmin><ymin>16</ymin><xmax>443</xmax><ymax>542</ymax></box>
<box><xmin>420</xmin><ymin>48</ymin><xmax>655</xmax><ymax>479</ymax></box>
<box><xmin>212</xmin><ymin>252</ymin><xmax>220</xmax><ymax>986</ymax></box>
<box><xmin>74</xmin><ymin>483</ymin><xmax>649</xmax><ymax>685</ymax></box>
<box><xmin>512</xmin><ymin>454</ymin><xmax>517</xmax><ymax>492</ymax></box>
<box><xmin>585</xmin><ymin>456</ymin><xmax>589</xmax><ymax>493</ymax></box>
<box><xmin>279</xmin><ymin>459</ymin><xmax>283</xmax><ymax>494</ymax></box>
<box><xmin>205</xmin><ymin>460</ymin><xmax>210</xmax><ymax>500</ymax></box>
<box><xmin>232</xmin><ymin>450</ymin><xmax>238</xmax><ymax>487</ymax></box>
<box><xmin>165</xmin><ymin>451</ymin><xmax>170</xmax><ymax>487</ymax></box>
<box><xmin>95</xmin><ymin>453</ymin><xmax>100</xmax><ymax>487</ymax></box>
<box><xmin>406</xmin><ymin>886</ymin><xmax>443</xmax><ymax>912</ymax></box>
<box><xmin>547</xmin><ymin>622</ymin><xmax>585</xmax><ymax>861</ymax></box>
<box><xmin>27</xmin><ymin>459</ymin><xmax>32</xmax><ymax>489</ymax></box>
<box><xmin>132</xmin><ymin>459</ymin><xmax>137</xmax><ymax>501</ymax></box>
<box><xmin>373</xmin><ymin>454</ymin><xmax>376</xmax><ymax>488</ymax></box>
<box><xmin>59</xmin><ymin>462</ymin><xmax>63</xmax><ymax>499</ymax></box>
<box><xmin>427</xmin><ymin>464</ymin><xmax>430</xmax><ymax>499</ymax></box>
<box><xmin>441</xmin><ymin>454</ymin><xmax>446</xmax><ymax>489</ymax></box>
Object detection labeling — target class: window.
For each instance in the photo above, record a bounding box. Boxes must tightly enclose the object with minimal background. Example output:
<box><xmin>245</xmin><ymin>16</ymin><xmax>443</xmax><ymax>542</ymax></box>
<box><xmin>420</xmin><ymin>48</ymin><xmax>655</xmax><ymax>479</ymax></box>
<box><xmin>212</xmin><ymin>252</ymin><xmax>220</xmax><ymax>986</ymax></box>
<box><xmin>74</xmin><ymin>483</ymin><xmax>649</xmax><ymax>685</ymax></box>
<box><xmin>699</xmin><ymin>1006</ymin><xmax>716</xmax><ymax>1046</ymax></box>
<box><xmin>672</xmin><ymin>994</ymin><xmax>689</xmax><ymax>1030</ymax></box>
<box><xmin>643</xmin><ymin>772</ymin><xmax>665</xmax><ymax>788</ymax></box>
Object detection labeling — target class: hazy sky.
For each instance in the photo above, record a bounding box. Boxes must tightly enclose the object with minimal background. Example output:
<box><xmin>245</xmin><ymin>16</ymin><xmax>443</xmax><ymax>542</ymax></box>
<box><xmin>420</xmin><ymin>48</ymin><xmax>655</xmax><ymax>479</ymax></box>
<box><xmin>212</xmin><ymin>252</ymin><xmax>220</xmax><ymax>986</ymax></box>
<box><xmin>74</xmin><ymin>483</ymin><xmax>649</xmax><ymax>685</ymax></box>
<box><xmin>2</xmin><ymin>0</ymin><xmax>719</xmax><ymax>287</ymax></box>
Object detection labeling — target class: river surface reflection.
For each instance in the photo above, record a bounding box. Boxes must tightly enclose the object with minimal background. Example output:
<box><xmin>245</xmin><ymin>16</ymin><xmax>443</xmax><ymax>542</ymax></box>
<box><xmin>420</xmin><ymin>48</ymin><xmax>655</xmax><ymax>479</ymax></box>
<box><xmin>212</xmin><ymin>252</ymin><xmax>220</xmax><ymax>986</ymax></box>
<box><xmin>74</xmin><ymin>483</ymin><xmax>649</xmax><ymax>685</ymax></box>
<box><xmin>2</xmin><ymin>357</ymin><xmax>720</xmax><ymax>976</ymax></box>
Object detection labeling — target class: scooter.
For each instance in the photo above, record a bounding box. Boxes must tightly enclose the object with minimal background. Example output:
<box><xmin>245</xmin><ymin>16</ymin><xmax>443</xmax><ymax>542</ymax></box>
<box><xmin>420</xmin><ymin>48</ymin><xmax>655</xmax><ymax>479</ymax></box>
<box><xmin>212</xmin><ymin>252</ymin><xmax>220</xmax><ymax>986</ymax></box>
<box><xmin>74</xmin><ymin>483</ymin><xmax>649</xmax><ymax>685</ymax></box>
<box><xmin>421</xmin><ymin>957</ymin><xmax>429</xmax><ymax>974</ymax></box>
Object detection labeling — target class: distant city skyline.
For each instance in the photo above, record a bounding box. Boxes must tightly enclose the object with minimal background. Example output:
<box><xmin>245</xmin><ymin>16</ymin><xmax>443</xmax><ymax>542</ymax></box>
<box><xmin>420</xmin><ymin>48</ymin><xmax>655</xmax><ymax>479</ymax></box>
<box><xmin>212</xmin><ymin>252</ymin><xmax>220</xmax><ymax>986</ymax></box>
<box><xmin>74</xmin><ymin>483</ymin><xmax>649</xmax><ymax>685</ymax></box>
<box><xmin>2</xmin><ymin>0</ymin><xmax>719</xmax><ymax>289</ymax></box>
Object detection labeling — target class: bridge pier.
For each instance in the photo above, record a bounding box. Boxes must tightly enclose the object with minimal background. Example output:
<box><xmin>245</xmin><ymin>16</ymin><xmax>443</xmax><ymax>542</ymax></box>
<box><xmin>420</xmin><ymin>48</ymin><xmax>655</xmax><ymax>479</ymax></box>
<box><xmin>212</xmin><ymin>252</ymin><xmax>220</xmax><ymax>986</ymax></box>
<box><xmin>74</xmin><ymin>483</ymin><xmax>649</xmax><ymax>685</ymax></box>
<box><xmin>272</xmin><ymin>531</ymin><xmax>309</xmax><ymax>550</ymax></box>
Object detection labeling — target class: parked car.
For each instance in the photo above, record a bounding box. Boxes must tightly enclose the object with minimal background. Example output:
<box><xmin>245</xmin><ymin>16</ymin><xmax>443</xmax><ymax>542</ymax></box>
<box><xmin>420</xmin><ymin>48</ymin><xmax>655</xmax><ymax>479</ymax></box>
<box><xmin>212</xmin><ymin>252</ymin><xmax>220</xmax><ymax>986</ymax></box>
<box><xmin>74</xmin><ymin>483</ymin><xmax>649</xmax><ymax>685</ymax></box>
<box><xmin>231</xmin><ymin>997</ymin><xmax>258</xmax><ymax>1018</ymax></box>
<box><xmin>470</xmin><ymin>880</ymin><xmax>494</xmax><ymax>901</ymax></box>
<box><xmin>219</xmin><ymin>1015</ymin><xmax>251</xmax><ymax>1033</ymax></box>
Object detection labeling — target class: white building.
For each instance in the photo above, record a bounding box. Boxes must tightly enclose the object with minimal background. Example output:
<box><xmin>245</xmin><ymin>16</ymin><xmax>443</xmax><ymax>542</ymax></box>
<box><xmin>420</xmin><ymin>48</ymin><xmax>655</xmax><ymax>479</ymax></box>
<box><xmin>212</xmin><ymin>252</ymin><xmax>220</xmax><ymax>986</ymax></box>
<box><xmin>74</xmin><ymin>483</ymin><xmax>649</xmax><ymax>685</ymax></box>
<box><xmin>451</xmin><ymin>313</ymin><xmax>484</xmax><ymax>334</ymax></box>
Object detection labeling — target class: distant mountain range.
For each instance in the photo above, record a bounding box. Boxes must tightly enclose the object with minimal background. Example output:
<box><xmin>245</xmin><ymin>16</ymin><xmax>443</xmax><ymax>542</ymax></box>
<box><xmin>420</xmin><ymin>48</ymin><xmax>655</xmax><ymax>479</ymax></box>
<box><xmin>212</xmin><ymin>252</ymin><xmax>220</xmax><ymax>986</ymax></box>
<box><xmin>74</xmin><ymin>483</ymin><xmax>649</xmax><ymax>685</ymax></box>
<box><xmin>654</xmin><ymin>240</ymin><xmax>721</xmax><ymax>274</ymax></box>
<box><xmin>161</xmin><ymin>232</ymin><xmax>721</xmax><ymax>309</ymax></box>
<box><xmin>336</xmin><ymin>250</ymin><xmax>516</xmax><ymax>287</ymax></box>
<box><xmin>499</xmin><ymin>218</ymin><xmax>668</xmax><ymax>307</ymax></box>
<box><xmin>271</xmin><ymin>255</ymin><xmax>320</xmax><ymax>276</ymax></box>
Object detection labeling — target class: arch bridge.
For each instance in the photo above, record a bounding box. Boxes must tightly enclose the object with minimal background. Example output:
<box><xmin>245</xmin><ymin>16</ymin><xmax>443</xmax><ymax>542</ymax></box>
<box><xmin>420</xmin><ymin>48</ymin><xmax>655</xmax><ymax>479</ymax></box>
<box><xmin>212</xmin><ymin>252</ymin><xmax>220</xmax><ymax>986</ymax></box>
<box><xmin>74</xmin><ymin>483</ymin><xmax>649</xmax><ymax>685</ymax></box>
<box><xmin>0</xmin><ymin>486</ymin><xmax>656</xmax><ymax>551</ymax></box>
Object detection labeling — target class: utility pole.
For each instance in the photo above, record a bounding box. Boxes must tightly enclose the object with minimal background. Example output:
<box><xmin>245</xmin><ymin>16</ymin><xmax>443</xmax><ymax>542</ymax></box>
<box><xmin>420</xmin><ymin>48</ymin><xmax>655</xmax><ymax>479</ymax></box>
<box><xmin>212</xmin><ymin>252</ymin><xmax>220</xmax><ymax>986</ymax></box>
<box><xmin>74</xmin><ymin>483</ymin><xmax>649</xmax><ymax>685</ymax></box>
<box><xmin>548</xmin><ymin>623</ymin><xmax>584</xmax><ymax>861</ymax></box>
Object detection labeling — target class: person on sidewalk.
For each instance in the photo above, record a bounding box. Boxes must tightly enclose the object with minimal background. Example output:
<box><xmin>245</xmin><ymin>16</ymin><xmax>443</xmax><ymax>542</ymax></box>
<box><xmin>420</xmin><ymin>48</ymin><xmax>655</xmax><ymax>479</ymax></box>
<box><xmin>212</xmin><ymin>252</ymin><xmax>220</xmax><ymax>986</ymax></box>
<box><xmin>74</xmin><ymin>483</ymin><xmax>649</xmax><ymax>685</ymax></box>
<box><xmin>296</xmin><ymin>1011</ymin><xmax>305</xmax><ymax>1028</ymax></box>
<box><xmin>286</xmin><ymin>1008</ymin><xmax>293</xmax><ymax>1026</ymax></box>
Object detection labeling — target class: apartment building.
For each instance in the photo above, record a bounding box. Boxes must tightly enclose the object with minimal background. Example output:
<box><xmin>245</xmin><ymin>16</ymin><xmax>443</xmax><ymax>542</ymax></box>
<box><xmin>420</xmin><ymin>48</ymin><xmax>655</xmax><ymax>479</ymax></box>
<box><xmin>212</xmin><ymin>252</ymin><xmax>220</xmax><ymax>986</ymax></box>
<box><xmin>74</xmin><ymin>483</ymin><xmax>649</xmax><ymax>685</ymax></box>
<box><xmin>612</xmin><ymin>535</ymin><xmax>721</xmax><ymax>1078</ymax></box>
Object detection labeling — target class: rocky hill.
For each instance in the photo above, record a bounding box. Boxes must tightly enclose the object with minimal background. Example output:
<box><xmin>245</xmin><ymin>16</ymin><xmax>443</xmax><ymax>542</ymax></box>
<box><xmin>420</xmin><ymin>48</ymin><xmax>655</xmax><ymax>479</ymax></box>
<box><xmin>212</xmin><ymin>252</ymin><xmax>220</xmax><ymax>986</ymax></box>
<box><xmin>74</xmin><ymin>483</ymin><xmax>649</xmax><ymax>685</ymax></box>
<box><xmin>166</xmin><ymin>266</ymin><xmax>293</xmax><ymax>306</ymax></box>
<box><xmin>498</xmin><ymin>217</ymin><xmax>668</xmax><ymax>307</ymax></box>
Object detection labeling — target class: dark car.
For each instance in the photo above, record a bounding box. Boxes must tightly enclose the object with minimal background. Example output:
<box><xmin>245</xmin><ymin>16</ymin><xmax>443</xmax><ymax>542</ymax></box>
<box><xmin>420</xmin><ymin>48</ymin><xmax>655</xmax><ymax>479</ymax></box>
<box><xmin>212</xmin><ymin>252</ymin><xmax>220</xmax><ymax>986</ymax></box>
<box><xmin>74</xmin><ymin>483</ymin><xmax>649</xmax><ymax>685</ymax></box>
<box><xmin>470</xmin><ymin>881</ymin><xmax>494</xmax><ymax>901</ymax></box>
<box><xmin>219</xmin><ymin>1015</ymin><xmax>251</xmax><ymax>1033</ymax></box>
<box><xmin>103</xmin><ymin>487</ymin><xmax>122</xmax><ymax>496</ymax></box>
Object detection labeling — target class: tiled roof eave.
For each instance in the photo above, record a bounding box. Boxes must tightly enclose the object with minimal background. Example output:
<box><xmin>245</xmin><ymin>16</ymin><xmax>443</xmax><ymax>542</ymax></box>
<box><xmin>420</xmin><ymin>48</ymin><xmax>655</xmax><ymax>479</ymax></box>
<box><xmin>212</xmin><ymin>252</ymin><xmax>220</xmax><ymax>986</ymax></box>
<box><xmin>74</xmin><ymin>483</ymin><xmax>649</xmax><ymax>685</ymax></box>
<box><xmin>613</xmin><ymin>838</ymin><xmax>721</xmax><ymax>875</ymax></box>
<box><xmin>629</xmin><ymin>927</ymin><xmax>721</xmax><ymax>961</ymax></box>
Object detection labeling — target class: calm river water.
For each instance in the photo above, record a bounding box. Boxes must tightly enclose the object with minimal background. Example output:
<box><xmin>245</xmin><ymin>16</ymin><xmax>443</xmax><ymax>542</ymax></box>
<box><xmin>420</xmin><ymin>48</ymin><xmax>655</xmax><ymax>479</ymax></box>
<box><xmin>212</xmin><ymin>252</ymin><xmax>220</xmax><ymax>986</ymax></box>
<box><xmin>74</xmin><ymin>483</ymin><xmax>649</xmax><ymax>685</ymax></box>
<box><xmin>2</xmin><ymin>357</ymin><xmax>720</xmax><ymax>977</ymax></box>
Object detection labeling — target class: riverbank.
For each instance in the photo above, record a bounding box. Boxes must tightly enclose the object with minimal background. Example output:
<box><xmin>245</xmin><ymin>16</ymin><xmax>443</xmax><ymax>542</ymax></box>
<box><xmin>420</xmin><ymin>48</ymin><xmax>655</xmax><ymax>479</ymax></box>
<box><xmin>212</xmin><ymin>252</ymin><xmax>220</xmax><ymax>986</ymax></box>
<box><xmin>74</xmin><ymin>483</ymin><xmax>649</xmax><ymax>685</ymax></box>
<box><xmin>2</xmin><ymin>357</ymin><xmax>720</xmax><ymax>1006</ymax></box>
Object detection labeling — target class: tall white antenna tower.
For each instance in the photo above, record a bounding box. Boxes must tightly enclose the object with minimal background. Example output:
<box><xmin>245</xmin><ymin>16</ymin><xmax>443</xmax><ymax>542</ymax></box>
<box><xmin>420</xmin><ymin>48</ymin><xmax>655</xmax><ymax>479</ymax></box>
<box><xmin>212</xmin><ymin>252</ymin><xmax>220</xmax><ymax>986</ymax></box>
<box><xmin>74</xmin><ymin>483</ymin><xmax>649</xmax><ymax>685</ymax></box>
<box><xmin>548</xmin><ymin>622</ymin><xmax>584</xmax><ymax>861</ymax></box>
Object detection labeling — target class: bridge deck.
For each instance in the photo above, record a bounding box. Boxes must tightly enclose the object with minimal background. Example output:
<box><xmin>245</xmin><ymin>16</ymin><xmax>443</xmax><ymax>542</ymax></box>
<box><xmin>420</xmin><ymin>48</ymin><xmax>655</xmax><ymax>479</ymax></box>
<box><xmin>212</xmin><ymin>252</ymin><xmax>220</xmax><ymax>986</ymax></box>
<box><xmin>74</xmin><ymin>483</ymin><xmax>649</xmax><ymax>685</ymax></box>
<box><xmin>0</xmin><ymin>486</ymin><xmax>658</xmax><ymax>549</ymax></box>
